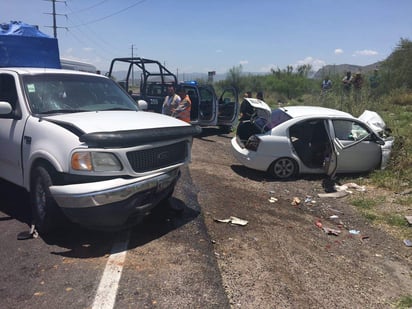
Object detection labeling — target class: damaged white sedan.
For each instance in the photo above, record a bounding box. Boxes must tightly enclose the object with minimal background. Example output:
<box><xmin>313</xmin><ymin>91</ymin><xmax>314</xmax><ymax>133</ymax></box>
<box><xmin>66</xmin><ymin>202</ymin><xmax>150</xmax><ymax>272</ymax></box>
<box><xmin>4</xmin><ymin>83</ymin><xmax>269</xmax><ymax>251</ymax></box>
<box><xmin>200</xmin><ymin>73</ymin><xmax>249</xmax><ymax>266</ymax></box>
<box><xmin>232</xmin><ymin>101</ymin><xmax>394</xmax><ymax>179</ymax></box>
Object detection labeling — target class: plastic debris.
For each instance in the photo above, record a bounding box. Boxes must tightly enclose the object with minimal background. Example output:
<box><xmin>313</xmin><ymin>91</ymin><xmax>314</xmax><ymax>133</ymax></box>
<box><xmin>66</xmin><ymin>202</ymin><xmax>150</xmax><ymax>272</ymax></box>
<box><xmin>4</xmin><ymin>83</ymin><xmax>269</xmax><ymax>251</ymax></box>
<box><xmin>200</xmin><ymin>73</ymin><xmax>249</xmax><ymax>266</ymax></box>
<box><xmin>268</xmin><ymin>197</ymin><xmax>278</xmax><ymax>203</ymax></box>
<box><xmin>403</xmin><ymin>239</ymin><xmax>412</xmax><ymax>247</ymax></box>
<box><xmin>315</xmin><ymin>220</ymin><xmax>323</xmax><ymax>228</ymax></box>
<box><xmin>329</xmin><ymin>215</ymin><xmax>339</xmax><ymax>219</ymax></box>
<box><xmin>349</xmin><ymin>229</ymin><xmax>360</xmax><ymax>235</ymax></box>
<box><xmin>405</xmin><ymin>216</ymin><xmax>412</xmax><ymax>225</ymax></box>
<box><xmin>214</xmin><ymin>216</ymin><xmax>248</xmax><ymax>226</ymax></box>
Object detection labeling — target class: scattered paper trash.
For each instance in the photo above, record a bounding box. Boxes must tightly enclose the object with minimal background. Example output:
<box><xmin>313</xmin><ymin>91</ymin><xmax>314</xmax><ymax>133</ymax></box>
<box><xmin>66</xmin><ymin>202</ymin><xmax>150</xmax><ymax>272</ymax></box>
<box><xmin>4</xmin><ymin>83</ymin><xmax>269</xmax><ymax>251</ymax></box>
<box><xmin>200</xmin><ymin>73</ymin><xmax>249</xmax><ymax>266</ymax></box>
<box><xmin>405</xmin><ymin>216</ymin><xmax>412</xmax><ymax>225</ymax></box>
<box><xmin>268</xmin><ymin>197</ymin><xmax>278</xmax><ymax>203</ymax></box>
<box><xmin>349</xmin><ymin>229</ymin><xmax>361</xmax><ymax>235</ymax></box>
<box><xmin>403</xmin><ymin>239</ymin><xmax>412</xmax><ymax>247</ymax></box>
<box><xmin>214</xmin><ymin>216</ymin><xmax>248</xmax><ymax>226</ymax></box>
<box><xmin>329</xmin><ymin>215</ymin><xmax>339</xmax><ymax>219</ymax></box>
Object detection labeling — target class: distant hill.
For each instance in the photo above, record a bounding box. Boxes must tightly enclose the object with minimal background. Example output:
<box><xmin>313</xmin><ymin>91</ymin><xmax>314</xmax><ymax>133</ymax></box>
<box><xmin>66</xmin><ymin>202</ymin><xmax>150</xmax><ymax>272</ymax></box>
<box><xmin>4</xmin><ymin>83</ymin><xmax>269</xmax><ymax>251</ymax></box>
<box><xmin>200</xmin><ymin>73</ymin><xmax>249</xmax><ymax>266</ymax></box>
<box><xmin>313</xmin><ymin>62</ymin><xmax>383</xmax><ymax>79</ymax></box>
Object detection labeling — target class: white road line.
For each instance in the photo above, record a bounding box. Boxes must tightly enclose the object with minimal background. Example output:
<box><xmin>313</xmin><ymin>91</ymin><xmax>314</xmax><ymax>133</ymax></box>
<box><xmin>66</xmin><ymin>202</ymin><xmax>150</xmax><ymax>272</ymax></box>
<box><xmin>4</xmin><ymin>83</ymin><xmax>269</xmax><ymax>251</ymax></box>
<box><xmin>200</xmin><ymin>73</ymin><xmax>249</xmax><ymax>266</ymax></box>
<box><xmin>92</xmin><ymin>230</ymin><xmax>130</xmax><ymax>309</ymax></box>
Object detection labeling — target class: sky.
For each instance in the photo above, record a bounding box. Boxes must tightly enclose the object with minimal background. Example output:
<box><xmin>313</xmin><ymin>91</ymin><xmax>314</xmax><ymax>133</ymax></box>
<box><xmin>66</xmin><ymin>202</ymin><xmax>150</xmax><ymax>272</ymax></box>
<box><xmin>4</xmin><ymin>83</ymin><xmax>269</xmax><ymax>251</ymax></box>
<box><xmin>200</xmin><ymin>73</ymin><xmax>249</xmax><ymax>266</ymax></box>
<box><xmin>1</xmin><ymin>0</ymin><xmax>412</xmax><ymax>75</ymax></box>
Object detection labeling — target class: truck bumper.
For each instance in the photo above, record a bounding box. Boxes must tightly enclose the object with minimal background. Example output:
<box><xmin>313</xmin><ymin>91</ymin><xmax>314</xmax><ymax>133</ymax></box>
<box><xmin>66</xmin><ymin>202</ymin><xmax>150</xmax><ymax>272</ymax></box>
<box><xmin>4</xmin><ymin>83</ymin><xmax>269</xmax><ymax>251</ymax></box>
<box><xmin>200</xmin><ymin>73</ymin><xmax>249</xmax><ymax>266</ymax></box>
<box><xmin>49</xmin><ymin>169</ymin><xmax>180</xmax><ymax>229</ymax></box>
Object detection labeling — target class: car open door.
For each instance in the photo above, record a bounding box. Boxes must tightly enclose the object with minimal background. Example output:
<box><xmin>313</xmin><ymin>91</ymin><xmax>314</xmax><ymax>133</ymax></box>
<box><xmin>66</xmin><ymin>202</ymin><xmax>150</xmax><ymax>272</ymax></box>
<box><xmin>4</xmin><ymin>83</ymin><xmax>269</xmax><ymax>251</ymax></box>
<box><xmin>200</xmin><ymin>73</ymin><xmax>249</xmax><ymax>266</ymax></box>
<box><xmin>324</xmin><ymin>120</ymin><xmax>339</xmax><ymax>178</ymax></box>
<box><xmin>217</xmin><ymin>87</ymin><xmax>238</xmax><ymax>129</ymax></box>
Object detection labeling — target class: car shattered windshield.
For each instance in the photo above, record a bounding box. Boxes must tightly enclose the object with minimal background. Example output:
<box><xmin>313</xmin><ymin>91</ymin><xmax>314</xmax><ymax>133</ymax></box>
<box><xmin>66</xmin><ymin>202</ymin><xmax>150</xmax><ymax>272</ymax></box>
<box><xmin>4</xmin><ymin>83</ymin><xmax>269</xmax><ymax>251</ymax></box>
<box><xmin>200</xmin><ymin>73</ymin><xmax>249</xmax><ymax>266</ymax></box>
<box><xmin>23</xmin><ymin>73</ymin><xmax>139</xmax><ymax>114</ymax></box>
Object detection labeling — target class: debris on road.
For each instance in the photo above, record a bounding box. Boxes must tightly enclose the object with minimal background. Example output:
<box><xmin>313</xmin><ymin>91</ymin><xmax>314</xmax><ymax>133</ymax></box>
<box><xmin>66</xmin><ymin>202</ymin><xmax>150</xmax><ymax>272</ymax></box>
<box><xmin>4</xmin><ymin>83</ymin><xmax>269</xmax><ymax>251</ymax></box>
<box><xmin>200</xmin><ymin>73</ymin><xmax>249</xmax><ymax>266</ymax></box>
<box><xmin>291</xmin><ymin>197</ymin><xmax>301</xmax><ymax>206</ymax></box>
<box><xmin>318</xmin><ymin>182</ymin><xmax>366</xmax><ymax>198</ymax></box>
<box><xmin>403</xmin><ymin>239</ymin><xmax>412</xmax><ymax>247</ymax></box>
<box><xmin>268</xmin><ymin>197</ymin><xmax>278</xmax><ymax>203</ymax></box>
<box><xmin>318</xmin><ymin>191</ymin><xmax>349</xmax><ymax>198</ymax></box>
<box><xmin>322</xmin><ymin>227</ymin><xmax>341</xmax><ymax>236</ymax></box>
<box><xmin>215</xmin><ymin>216</ymin><xmax>248</xmax><ymax>226</ymax></box>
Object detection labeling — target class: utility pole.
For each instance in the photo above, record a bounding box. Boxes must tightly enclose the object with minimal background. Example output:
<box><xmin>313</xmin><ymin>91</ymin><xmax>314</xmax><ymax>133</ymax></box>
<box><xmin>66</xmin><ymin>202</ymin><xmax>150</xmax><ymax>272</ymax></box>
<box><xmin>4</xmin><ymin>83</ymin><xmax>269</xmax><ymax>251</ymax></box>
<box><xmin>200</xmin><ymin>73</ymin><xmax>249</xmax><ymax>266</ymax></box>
<box><xmin>44</xmin><ymin>0</ymin><xmax>67</xmax><ymax>38</ymax></box>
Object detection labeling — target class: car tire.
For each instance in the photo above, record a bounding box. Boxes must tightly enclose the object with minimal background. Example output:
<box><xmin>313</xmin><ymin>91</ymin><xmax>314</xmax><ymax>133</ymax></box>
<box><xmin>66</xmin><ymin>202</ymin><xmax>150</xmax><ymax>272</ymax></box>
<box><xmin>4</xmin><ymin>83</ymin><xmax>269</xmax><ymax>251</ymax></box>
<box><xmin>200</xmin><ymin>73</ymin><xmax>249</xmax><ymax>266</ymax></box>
<box><xmin>30</xmin><ymin>165</ymin><xmax>62</xmax><ymax>235</ymax></box>
<box><xmin>269</xmin><ymin>157</ymin><xmax>298</xmax><ymax>179</ymax></box>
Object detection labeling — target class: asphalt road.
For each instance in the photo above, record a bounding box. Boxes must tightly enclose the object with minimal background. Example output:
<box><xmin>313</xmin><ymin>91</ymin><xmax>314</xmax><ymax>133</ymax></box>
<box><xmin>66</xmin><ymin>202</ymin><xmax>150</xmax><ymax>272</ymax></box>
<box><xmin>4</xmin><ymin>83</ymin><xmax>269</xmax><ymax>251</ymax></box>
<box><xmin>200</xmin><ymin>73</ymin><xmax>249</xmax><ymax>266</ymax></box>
<box><xmin>0</xmin><ymin>162</ymin><xmax>229</xmax><ymax>309</ymax></box>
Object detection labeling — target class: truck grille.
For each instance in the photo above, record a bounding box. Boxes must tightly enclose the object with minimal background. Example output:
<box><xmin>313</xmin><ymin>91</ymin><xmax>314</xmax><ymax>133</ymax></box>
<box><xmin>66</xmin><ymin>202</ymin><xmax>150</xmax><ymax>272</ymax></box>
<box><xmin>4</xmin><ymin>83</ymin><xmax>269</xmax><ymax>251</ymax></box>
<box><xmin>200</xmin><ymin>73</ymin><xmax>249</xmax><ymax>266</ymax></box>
<box><xmin>126</xmin><ymin>141</ymin><xmax>188</xmax><ymax>173</ymax></box>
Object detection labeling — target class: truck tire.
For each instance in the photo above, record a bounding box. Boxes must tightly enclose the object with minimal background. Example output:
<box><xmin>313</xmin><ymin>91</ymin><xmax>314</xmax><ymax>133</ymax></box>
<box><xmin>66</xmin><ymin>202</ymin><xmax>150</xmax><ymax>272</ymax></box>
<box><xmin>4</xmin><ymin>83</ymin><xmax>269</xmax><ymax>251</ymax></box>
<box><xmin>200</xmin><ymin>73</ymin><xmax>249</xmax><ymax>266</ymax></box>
<box><xmin>30</xmin><ymin>165</ymin><xmax>61</xmax><ymax>235</ymax></box>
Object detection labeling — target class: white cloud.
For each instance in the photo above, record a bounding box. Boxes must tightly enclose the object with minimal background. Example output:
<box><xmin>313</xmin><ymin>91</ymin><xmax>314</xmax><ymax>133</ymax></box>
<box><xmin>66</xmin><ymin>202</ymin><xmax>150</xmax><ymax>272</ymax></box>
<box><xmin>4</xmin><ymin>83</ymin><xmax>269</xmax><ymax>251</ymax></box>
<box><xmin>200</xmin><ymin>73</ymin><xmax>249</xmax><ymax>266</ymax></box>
<box><xmin>239</xmin><ymin>60</ymin><xmax>249</xmax><ymax>65</ymax></box>
<box><xmin>334</xmin><ymin>48</ymin><xmax>344</xmax><ymax>55</ymax></box>
<box><xmin>353</xmin><ymin>49</ymin><xmax>379</xmax><ymax>56</ymax></box>
<box><xmin>295</xmin><ymin>56</ymin><xmax>326</xmax><ymax>72</ymax></box>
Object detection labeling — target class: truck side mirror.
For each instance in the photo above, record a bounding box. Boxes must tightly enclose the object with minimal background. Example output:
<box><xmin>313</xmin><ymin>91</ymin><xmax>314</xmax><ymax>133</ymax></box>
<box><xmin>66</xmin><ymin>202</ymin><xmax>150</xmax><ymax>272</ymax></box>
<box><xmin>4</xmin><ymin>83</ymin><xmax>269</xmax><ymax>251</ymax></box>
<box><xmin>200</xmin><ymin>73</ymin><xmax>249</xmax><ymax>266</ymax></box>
<box><xmin>0</xmin><ymin>101</ymin><xmax>12</xmax><ymax>114</ymax></box>
<box><xmin>137</xmin><ymin>100</ymin><xmax>148</xmax><ymax>111</ymax></box>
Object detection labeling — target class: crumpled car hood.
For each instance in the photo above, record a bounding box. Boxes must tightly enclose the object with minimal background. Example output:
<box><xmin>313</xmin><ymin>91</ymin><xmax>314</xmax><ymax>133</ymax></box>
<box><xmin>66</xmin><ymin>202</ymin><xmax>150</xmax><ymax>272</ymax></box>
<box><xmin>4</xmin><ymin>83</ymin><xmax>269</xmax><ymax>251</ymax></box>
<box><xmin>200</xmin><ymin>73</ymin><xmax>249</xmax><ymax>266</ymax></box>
<box><xmin>358</xmin><ymin>110</ymin><xmax>387</xmax><ymax>134</ymax></box>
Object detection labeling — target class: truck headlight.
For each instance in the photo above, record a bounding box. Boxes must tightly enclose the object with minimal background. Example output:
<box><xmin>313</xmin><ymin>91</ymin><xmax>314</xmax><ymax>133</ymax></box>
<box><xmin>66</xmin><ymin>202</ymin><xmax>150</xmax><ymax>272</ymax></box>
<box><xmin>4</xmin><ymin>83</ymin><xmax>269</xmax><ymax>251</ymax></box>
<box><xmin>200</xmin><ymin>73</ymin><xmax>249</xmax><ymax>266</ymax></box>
<box><xmin>71</xmin><ymin>152</ymin><xmax>122</xmax><ymax>172</ymax></box>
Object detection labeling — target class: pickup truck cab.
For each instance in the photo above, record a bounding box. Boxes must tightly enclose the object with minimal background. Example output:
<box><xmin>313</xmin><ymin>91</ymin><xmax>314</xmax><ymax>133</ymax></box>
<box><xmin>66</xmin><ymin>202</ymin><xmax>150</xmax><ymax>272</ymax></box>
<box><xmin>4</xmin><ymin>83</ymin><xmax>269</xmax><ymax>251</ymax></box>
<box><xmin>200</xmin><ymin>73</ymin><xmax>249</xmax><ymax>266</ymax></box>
<box><xmin>0</xmin><ymin>67</ymin><xmax>200</xmax><ymax>234</ymax></box>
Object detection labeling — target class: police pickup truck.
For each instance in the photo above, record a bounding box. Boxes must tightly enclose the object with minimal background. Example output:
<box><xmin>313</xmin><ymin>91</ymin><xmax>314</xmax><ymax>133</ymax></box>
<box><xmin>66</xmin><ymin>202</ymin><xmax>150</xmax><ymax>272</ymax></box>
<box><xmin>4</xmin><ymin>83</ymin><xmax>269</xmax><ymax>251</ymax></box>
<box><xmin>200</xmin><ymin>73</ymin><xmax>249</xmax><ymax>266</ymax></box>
<box><xmin>108</xmin><ymin>57</ymin><xmax>239</xmax><ymax>133</ymax></box>
<box><xmin>0</xmin><ymin>67</ymin><xmax>200</xmax><ymax>234</ymax></box>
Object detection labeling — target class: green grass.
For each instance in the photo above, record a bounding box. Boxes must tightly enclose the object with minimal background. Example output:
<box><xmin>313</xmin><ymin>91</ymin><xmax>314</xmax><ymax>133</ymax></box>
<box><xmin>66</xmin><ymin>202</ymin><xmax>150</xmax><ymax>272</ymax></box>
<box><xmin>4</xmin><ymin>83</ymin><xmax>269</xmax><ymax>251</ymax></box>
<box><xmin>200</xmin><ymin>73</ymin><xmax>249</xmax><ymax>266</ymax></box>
<box><xmin>393</xmin><ymin>295</ymin><xmax>412</xmax><ymax>308</ymax></box>
<box><xmin>351</xmin><ymin>197</ymin><xmax>378</xmax><ymax>210</ymax></box>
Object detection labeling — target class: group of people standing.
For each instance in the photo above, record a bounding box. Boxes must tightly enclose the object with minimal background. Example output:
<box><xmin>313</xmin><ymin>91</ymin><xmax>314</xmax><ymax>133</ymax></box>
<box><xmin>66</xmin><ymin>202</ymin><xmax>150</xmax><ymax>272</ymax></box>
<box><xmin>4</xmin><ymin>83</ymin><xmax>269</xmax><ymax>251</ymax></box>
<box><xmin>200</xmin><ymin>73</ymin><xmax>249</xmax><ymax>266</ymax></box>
<box><xmin>321</xmin><ymin>68</ymin><xmax>380</xmax><ymax>94</ymax></box>
<box><xmin>161</xmin><ymin>85</ymin><xmax>191</xmax><ymax>123</ymax></box>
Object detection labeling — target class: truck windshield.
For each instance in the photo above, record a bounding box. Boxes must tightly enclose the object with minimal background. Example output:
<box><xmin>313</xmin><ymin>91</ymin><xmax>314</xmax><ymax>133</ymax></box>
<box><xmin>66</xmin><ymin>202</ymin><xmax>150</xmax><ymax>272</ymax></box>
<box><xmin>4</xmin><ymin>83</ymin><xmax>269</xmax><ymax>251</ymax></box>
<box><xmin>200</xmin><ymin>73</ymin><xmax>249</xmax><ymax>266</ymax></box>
<box><xmin>22</xmin><ymin>74</ymin><xmax>139</xmax><ymax>114</ymax></box>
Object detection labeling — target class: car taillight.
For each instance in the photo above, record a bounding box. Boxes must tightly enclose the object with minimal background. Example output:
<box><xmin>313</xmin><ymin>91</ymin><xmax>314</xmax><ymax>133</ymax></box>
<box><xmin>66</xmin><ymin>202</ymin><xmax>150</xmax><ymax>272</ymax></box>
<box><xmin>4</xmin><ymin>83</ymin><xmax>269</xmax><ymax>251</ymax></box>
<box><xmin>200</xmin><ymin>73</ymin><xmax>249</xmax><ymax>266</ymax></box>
<box><xmin>245</xmin><ymin>135</ymin><xmax>261</xmax><ymax>151</ymax></box>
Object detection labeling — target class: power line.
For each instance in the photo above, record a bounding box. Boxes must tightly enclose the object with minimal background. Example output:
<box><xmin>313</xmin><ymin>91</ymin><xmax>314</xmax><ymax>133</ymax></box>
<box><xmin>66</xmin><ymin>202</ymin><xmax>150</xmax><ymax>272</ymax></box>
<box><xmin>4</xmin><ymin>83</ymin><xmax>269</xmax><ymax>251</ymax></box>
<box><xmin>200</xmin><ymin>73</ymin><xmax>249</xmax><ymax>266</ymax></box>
<box><xmin>69</xmin><ymin>0</ymin><xmax>147</xmax><ymax>28</ymax></box>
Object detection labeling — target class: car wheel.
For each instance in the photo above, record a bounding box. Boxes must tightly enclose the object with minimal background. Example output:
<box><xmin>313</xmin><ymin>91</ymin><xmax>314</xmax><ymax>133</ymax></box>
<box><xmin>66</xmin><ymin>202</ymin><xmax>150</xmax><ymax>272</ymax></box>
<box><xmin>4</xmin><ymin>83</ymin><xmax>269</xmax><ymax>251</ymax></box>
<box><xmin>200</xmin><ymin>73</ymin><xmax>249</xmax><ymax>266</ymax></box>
<box><xmin>269</xmin><ymin>157</ymin><xmax>298</xmax><ymax>179</ymax></box>
<box><xmin>30</xmin><ymin>165</ymin><xmax>61</xmax><ymax>234</ymax></box>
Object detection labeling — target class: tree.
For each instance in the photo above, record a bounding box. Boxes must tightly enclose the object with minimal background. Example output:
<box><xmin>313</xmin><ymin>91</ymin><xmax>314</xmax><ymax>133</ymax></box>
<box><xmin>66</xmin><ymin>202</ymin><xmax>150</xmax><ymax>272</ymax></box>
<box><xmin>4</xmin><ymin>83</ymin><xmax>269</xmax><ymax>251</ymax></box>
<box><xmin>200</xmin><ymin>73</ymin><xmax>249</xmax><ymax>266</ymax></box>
<box><xmin>381</xmin><ymin>38</ymin><xmax>412</xmax><ymax>91</ymax></box>
<box><xmin>225</xmin><ymin>65</ymin><xmax>244</xmax><ymax>92</ymax></box>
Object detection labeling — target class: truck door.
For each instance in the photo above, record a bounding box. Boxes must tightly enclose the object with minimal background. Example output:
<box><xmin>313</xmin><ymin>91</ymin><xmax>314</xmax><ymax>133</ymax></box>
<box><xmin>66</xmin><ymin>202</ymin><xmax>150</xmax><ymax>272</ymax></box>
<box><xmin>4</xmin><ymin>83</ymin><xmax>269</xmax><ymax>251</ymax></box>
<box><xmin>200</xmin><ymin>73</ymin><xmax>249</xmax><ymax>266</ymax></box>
<box><xmin>217</xmin><ymin>87</ymin><xmax>239</xmax><ymax>128</ymax></box>
<box><xmin>185</xmin><ymin>84</ymin><xmax>217</xmax><ymax>126</ymax></box>
<box><xmin>0</xmin><ymin>73</ymin><xmax>26</xmax><ymax>186</ymax></box>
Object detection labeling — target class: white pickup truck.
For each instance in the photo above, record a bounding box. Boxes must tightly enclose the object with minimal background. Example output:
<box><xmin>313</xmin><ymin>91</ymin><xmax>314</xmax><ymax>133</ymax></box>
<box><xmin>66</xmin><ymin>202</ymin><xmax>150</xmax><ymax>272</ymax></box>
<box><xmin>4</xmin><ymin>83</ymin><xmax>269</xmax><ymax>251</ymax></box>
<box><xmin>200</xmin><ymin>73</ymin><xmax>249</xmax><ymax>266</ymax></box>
<box><xmin>0</xmin><ymin>67</ymin><xmax>200</xmax><ymax>234</ymax></box>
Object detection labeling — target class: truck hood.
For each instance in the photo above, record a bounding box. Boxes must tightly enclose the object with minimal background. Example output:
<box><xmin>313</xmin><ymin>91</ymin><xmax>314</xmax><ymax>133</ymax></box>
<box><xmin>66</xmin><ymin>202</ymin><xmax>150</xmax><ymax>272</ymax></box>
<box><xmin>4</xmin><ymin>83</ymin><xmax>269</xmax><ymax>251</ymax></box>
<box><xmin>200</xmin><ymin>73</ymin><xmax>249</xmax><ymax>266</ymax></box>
<box><xmin>42</xmin><ymin>110</ymin><xmax>189</xmax><ymax>133</ymax></box>
<box><xmin>42</xmin><ymin>110</ymin><xmax>201</xmax><ymax>147</ymax></box>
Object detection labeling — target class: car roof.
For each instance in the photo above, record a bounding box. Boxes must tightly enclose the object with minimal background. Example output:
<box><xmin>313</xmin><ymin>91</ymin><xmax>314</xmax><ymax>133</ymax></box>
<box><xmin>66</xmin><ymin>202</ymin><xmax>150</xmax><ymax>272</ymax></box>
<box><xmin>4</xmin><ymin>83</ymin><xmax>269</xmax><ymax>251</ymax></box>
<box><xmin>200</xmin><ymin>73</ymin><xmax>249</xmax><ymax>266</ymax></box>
<box><xmin>280</xmin><ymin>106</ymin><xmax>354</xmax><ymax>119</ymax></box>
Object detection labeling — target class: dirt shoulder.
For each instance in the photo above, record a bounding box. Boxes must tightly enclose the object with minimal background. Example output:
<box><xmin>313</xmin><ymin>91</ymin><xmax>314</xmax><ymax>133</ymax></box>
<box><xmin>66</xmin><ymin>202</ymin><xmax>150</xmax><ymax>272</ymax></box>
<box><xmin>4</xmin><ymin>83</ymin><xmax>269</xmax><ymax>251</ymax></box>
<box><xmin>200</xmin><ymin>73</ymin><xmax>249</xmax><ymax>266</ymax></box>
<box><xmin>189</xmin><ymin>129</ymin><xmax>412</xmax><ymax>309</ymax></box>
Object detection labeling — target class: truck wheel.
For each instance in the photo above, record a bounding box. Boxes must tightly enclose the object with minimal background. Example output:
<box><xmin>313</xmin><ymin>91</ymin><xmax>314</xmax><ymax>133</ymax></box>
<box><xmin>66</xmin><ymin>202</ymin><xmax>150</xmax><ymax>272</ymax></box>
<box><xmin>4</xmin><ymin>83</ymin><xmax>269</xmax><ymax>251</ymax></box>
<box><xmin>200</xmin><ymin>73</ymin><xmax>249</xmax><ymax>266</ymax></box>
<box><xmin>30</xmin><ymin>165</ymin><xmax>60</xmax><ymax>234</ymax></box>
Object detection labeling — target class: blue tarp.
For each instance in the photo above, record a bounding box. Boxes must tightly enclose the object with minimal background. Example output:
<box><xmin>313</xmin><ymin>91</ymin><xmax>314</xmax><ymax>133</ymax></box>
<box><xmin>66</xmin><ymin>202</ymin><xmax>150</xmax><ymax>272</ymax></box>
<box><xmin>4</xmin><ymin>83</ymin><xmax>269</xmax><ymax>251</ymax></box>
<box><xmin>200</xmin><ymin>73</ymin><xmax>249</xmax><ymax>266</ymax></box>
<box><xmin>0</xmin><ymin>21</ymin><xmax>61</xmax><ymax>68</ymax></box>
